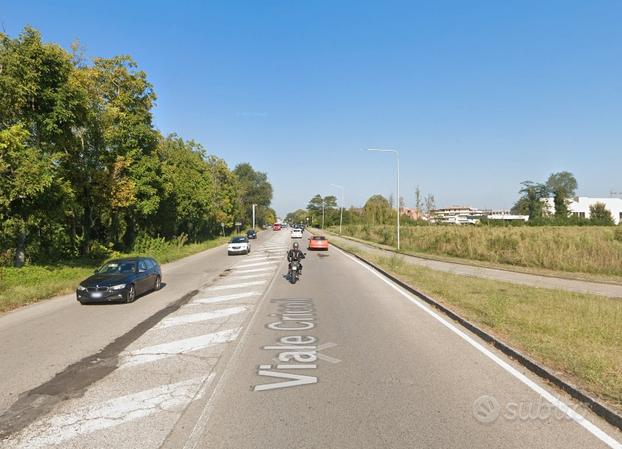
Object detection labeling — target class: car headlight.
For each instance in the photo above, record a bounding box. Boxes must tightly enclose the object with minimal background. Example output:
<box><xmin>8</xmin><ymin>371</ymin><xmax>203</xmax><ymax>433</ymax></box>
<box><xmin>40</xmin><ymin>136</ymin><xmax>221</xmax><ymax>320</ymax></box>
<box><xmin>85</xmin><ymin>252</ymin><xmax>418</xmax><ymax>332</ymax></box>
<box><xmin>77</xmin><ymin>285</ymin><xmax>87</xmax><ymax>291</ymax></box>
<box><xmin>110</xmin><ymin>284</ymin><xmax>126</xmax><ymax>291</ymax></box>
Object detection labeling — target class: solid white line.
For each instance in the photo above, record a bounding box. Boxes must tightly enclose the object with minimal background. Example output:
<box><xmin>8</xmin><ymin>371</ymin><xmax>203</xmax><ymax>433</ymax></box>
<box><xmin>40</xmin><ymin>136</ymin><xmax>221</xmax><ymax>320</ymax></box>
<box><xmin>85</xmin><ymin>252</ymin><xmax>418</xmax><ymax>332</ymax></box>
<box><xmin>233</xmin><ymin>267</ymin><xmax>274</xmax><ymax>273</ymax></box>
<box><xmin>119</xmin><ymin>328</ymin><xmax>240</xmax><ymax>368</ymax></box>
<box><xmin>155</xmin><ymin>307</ymin><xmax>247</xmax><ymax>329</ymax></box>
<box><xmin>336</xmin><ymin>247</ymin><xmax>622</xmax><ymax>449</ymax></box>
<box><xmin>207</xmin><ymin>280</ymin><xmax>267</xmax><ymax>291</ymax></box>
<box><xmin>8</xmin><ymin>375</ymin><xmax>212</xmax><ymax>449</ymax></box>
<box><xmin>236</xmin><ymin>261</ymin><xmax>277</xmax><ymax>268</ymax></box>
<box><xmin>190</xmin><ymin>291</ymin><xmax>260</xmax><ymax>305</ymax></box>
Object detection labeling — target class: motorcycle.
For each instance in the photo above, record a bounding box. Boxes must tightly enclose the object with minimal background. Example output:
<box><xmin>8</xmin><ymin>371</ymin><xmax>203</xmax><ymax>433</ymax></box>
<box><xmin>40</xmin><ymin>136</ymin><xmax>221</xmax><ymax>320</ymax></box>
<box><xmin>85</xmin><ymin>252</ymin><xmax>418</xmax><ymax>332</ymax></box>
<box><xmin>288</xmin><ymin>260</ymin><xmax>301</xmax><ymax>284</ymax></box>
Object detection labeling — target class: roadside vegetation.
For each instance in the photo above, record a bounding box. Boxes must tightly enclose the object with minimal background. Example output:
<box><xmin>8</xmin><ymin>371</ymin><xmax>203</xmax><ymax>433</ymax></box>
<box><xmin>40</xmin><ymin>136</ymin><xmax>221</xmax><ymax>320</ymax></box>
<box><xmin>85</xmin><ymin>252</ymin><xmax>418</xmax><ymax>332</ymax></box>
<box><xmin>0</xmin><ymin>27</ymin><xmax>275</xmax><ymax>270</ymax></box>
<box><xmin>0</xmin><ymin>27</ymin><xmax>275</xmax><ymax>312</ymax></box>
<box><xmin>341</xmin><ymin>243</ymin><xmax>622</xmax><ymax>412</ymax></box>
<box><xmin>334</xmin><ymin>224</ymin><xmax>622</xmax><ymax>278</ymax></box>
<box><xmin>0</xmin><ymin>235</ymin><xmax>230</xmax><ymax>313</ymax></box>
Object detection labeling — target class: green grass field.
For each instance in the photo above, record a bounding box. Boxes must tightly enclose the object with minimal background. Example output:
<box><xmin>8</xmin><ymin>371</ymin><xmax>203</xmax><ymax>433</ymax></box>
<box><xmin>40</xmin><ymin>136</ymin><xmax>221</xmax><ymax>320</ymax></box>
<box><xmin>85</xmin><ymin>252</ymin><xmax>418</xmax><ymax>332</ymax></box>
<box><xmin>340</xmin><ymin>242</ymin><xmax>622</xmax><ymax>412</ymax></box>
<box><xmin>334</xmin><ymin>224</ymin><xmax>622</xmax><ymax>279</ymax></box>
<box><xmin>0</xmin><ymin>236</ymin><xmax>229</xmax><ymax>313</ymax></box>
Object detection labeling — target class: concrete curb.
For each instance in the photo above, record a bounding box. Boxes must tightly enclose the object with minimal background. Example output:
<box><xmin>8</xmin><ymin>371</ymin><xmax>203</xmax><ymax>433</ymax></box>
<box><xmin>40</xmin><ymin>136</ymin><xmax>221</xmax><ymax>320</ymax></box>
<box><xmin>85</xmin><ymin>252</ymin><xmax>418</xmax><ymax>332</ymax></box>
<box><xmin>330</xmin><ymin>238</ymin><xmax>622</xmax><ymax>432</ymax></box>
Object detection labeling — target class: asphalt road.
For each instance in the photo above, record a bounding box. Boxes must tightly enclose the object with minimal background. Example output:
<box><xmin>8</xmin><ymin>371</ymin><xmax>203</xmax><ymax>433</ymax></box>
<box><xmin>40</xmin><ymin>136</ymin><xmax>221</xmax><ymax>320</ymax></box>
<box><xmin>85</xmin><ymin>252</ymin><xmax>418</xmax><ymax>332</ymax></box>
<box><xmin>1</xmin><ymin>230</ymin><xmax>621</xmax><ymax>449</ymax></box>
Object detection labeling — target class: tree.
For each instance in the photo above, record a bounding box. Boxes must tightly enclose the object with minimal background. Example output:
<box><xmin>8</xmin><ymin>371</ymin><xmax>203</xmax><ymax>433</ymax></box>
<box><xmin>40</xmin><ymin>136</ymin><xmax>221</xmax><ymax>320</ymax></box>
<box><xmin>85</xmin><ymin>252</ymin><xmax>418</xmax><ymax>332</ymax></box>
<box><xmin>415</xmin><ymin>186</ymin><xmax>422</xmax><ymax>210</ymax></box>
<box><xmin>546</xmin><ymin>172</ymin><xmax>577</xmax><ymax>219</ymax></box>
<box><xmin>517</xmin><ymin>181</ymin><xmax>548</xmax><ymax>220</ymax></box>
<box><xmin>0</xmin><ymin>125</ymin><xmax>54</xmax><ymax>266</ymax></box>
<box><xmin>363</xmin><ymin>195</ymin><xmax>392</xmax><ymax>225</ymax></box>
<box><xmin>589</xmin><ymin>202</ymin><xmax>614</xmax><ymax>225</ymax></box>
<box><xmin>233</xmin><ymin>163</ymin><xmax>273</xmax><ymax>226</ymax></box>
<box><xmin>424</xmin><ymin>194</ymin><xmax>436</xmax><ymax>215</ymax></box>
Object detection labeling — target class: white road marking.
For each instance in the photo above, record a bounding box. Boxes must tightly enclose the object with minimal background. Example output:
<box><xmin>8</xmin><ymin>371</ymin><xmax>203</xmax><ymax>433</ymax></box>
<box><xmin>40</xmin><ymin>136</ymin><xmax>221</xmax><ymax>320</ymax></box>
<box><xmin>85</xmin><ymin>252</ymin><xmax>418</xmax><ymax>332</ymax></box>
<box><xmin>226</xmin><ymin>273</ymin><xmax>271</xmax><ymax>280</ymax></box>
<box><xmin>7</xmin><ymin>375</ymin><xmax>213</xmax><ymax>449</ymax></box>
<box><xmin>190</xmin><ymin>291</ymin><xmax>260</xmax><ymax>305</ymax></box>
<box><xmin>119</xmin><ymin>328</ymin><xmax>240</xmax><ymax>368</ymax></box>
<box><xmin>233</xmin><ymin>267</ymin><xmax>275</xmax><ymax>273</ymax></box>
<box><xmin>236</xmin><ymin>261</ymin><xmax>277</xmax><ymax>268</ymax></box>
<box><xmin>155</xmin><ymin>307</ymin><xmax>247</xmax><ymax>329</ymax></box>
<box><xmin>337</xmin><ymin>247</ymin><xmax>622</xmax><ymax>449</ymax></box>
<box><xmin>207</xmin><ymin>280</ymin><xmax>267</xmax><ymax>291</ymax></box>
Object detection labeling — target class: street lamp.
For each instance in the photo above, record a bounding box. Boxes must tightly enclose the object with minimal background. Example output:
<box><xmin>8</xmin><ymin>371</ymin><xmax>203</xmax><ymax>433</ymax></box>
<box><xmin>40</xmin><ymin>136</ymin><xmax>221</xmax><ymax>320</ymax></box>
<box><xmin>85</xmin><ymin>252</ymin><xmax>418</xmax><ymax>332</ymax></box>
<box><xmin>330</xmin><ymin>183</ymin><xmax>345</xmax><ymax>235</ymax></box>
<box><xmin>367</xmin><ymin>148</ymin><xmax>400</xmax><ymax>251</ymax></box>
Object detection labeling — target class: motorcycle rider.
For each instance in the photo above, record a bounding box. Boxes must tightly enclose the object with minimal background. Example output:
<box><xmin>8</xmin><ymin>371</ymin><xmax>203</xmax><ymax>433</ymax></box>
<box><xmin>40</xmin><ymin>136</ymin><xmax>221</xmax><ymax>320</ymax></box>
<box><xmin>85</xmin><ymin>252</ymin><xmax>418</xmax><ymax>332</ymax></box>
<box><xmin>287</xmin><ymin>242</ymin><xmax>305</xmax><ymax>275</ymax></box>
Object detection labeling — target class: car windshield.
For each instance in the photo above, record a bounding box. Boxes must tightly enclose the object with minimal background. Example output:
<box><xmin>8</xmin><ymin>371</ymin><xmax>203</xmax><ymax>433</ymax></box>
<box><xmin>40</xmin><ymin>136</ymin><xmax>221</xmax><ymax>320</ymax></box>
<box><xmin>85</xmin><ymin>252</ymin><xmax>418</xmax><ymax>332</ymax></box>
<box><xmin>97</xmin><ymin>261</ymin><xmax>136</xmax><ymax>274</ymax></box>
<box><xmin>231</xmin><ymin>237</ymin><xmax>246</xmax><ymax>243</ymax></box>
<box><xmin>313</xmin><ymin>236</ymin><xmax>326</xmax><ymax>240</ymax></box>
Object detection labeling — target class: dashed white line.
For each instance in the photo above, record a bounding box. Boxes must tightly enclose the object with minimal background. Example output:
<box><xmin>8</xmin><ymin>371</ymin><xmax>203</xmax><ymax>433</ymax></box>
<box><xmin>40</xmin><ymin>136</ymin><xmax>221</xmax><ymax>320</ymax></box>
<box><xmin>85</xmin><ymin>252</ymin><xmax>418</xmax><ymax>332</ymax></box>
<box><xmin>190</xmin><ymin>291</ymin><xmax>260</xmax><ymax>305</ymax></box>
<box><xmin>6</xmin><ymin>375</ymin><xmax>213</xmax><ymax>449</ymax></box>
<box><xmin>207</xmin><ymin>280</ymin><xmax>267</xmax><ymax>291</ymax></box>
<box><xmin>119</xmin><ymin>328</ymin><xmax>241</xmax><ymax>368</ymax></box>
<box><xmin>155</xmin><ymin>307</ymin><xmax>247</xmax><ymax>329</ymax></box>
<box><xmin>233</xmin><ymin>267</ymin><xmax>275</xmax><ymax>273</ymax></box>
<box><xmin>236</xmin><ymin>261</ymin><xmax>277</xmax><ymax>268</ymax></box>
<box><xmin>226</xmin><ymin>273</ymin><xmax>271</xmax><ymax>280</ymax></box>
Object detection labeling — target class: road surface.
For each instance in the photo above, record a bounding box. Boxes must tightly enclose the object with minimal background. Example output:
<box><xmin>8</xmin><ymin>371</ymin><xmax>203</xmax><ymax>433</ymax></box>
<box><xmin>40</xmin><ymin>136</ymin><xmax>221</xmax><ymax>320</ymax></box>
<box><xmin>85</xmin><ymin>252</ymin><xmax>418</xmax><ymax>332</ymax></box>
<box><xmin>1</xmin><ymin>230</ymin><xmax>621</xmax><ymax>449</ymax></box>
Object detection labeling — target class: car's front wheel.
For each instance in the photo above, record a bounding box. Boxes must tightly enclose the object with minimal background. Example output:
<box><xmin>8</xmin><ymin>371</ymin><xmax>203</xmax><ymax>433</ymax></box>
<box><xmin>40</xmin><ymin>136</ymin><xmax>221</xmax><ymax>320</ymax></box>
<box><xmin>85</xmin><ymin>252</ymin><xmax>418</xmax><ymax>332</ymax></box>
<box><xmin>154</xmin><ymin>276</ymin><xmax>161</xmax><ymax>291</ymax></box>
<box><xmin>125</xmin><ymin>284</ymin><xmax>136</xmax><ymax>303</ymax></box>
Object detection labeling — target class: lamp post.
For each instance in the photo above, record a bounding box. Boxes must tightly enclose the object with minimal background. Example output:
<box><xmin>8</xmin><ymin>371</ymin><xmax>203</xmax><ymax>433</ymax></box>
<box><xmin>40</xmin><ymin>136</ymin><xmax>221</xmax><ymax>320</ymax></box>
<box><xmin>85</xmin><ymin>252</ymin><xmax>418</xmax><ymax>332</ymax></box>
<box><xmin>330</xmin><ymin>184</ymin><xmax>345</xmax><ymax>235</ymax></box>
<box><xmin>367</xmin><ymin>148</ymin><xmax>400</xmax><ymax>251</ymax></box>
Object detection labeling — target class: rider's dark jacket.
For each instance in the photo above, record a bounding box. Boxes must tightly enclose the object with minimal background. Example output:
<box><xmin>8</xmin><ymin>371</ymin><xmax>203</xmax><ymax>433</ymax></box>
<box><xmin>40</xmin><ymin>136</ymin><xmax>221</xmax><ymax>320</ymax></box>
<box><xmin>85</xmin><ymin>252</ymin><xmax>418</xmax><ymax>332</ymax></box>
<box><xmin>287</xmin><ymin>249</ymin><xmax>305</xmax><ymax>263</ymax></box>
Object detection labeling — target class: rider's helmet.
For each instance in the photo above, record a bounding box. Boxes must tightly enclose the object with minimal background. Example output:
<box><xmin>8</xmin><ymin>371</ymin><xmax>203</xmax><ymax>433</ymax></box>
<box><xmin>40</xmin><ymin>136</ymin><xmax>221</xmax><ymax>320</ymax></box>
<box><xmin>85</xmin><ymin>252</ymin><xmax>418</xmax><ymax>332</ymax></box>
<box><xmin>293</xmin><ymin>242</ymin><xmax>299</xmax><ymax>250</ymax></box>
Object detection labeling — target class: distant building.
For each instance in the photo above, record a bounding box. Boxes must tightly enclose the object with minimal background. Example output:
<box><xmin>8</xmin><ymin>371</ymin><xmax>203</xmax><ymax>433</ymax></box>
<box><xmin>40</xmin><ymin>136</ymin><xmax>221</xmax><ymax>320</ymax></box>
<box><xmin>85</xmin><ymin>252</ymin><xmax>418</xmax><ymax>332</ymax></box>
<box><xmin>430</xmin><ymin>206</ymin><xmax>528</xmax><ymax>224</ymax></box>
<box><xmin>400</xmin><ymin>207</ymin><xmax>426</xmax><ymax>221</ymax></box>
<box><xmin>543</xmin><ymin>197</ymin><xmax>622</xmax><ymax>225</ymax></box>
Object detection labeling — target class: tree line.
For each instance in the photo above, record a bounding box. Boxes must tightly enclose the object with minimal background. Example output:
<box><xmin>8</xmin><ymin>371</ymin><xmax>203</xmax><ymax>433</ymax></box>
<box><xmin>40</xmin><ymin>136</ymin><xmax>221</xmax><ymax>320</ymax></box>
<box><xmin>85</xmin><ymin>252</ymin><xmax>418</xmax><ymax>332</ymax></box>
<box><xmin>285</xmin><ymin>193</ymin><xmax>422</xmax><ymax>228</ymax></box>
<box><xmin>511</xmin><ymin>171</ymin><xmax>616</xmax><ymax>225</ymax></box>
<box><xmin>0</xmin><ymin>27</ymin><xmax>274</xmax><ymax>267</ymax></box>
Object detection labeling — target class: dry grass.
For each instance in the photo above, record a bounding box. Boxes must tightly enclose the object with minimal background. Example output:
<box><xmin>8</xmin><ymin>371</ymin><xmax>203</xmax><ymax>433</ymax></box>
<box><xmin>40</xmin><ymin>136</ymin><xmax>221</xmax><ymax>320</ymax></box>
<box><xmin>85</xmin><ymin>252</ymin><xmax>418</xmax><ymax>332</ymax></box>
<box><xmin>337</xmin><ymin>225</ymin><xmax>622</xmax><ymax>277</ymax></box>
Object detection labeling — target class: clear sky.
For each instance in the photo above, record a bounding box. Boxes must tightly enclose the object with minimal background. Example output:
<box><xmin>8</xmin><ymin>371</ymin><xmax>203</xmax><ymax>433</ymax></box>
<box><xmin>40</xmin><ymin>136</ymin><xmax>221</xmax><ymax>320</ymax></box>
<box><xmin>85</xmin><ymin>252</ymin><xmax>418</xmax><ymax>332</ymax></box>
<box><xmin>2</xmin><ymin>0</ymin><xmax>621</xmax><ymax>216</ymax></box>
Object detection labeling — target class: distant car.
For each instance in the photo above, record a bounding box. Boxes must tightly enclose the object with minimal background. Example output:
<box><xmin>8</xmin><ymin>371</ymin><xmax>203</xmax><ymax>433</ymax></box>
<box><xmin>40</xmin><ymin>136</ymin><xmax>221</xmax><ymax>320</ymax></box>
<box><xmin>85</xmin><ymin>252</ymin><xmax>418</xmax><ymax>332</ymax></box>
<box><xmin>308</xmin><ymin>235</ymin><xmax>329</xmax><ymax>251</ymax></box>
<box><xmin>228</xmin><ymin>236</ymin><xmax>251</xmax><ymax>255</ymax></box>
<box><xmin>272</xmin><ymin>223</ymin><xmax>281</xmax><ymax>231</ymax></box>
<box><xmin>76</xmin><ymin>257</ymin><xmax>161</xmax><ymax>304</ymax></box>
<box><xmin>291</xmin><ymin>228</ymin><xmax>303</xmax><ymax>239</ymax></box>
<box><xmin>246</xmin><ymin>229</ymin><xmax>257</xmax><ymax>239</ymax></box>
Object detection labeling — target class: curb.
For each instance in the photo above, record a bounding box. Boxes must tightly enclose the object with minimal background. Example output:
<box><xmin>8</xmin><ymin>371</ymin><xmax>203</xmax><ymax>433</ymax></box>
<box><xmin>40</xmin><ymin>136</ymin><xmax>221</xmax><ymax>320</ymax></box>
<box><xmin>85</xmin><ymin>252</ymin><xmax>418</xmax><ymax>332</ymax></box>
<box><xmin>329</xmin><ymin>237</ymin><xmax>622</xmax><ymax>432</ymax></box>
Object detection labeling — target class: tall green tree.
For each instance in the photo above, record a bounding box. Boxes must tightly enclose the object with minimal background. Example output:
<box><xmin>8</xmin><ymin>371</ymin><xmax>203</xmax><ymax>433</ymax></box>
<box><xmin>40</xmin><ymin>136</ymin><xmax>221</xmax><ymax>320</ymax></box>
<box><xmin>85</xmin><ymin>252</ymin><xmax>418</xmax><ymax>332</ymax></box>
<box><xmin>233</xmin><ymin>163</ymin><xmax>273</xmax><ymax>226</ymax></box>
<box><xmin>363</xmin><ymin>195</ymin><xmax>392</xmax><ymax>225</ymax></box>
<box><xmin>546</xmin><ymin>171</ymin><xmax>577</xmax><ymax>219</ymax></box>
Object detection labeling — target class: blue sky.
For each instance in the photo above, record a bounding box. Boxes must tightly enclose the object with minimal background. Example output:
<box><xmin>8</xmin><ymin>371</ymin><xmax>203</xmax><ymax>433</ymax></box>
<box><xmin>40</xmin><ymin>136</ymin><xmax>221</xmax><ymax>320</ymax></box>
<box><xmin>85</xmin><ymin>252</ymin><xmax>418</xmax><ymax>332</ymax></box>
<box><xmin>2</xmin><ymin>0</ymin><xmax>621</xmax><ymax>216</ymax></box>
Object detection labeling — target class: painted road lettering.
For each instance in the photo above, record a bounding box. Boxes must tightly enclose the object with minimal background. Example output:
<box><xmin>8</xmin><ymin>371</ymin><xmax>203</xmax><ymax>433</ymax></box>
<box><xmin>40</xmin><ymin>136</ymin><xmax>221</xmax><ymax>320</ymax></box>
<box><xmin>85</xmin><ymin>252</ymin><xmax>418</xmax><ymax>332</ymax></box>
<box><xmin>254</xmin><ymin>298</ymin><xmax>319</xmax><ymax>391</ymax></box>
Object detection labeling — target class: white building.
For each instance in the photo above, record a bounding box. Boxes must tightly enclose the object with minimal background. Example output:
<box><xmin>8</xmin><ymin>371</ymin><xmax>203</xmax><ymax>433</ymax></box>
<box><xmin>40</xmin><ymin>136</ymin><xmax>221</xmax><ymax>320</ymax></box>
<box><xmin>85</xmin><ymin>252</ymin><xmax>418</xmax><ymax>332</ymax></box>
<box><xmin>543</xmin><ymin>197</ymin><xmax>622</xmax><ymax>224</ymax></box>
<box><xmin>430</xmin><ymin>206</ymin><xmax>528</xmax><ymax>224</ymax></box>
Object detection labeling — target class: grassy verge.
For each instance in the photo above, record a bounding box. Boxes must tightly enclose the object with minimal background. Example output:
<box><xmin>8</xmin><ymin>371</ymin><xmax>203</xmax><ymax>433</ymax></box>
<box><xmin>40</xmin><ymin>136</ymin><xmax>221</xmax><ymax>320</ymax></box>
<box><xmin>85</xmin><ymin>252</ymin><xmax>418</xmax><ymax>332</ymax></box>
<box><xmin>0</xmin><ymin>236</ymin><xmax>229</xmax><ymax>313</ymax></box>
<box><xmin>324</xmin><ymin>227</ymin><xmax>622</xmax><ymax>284</ymax></box>
<box><xmin>341</xmin><ymin>242</ymin><xmax>622</xmax><ymax>413</ymax></box>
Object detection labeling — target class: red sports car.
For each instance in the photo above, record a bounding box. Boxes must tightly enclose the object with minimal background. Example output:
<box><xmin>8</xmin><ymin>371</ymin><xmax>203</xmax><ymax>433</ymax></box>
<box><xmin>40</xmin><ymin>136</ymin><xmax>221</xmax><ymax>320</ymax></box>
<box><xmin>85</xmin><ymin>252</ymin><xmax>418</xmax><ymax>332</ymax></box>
<box><xmin>308</xmin><ymin>235</ymin><xmax>329</xmax><ymax>251</ymax></box>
